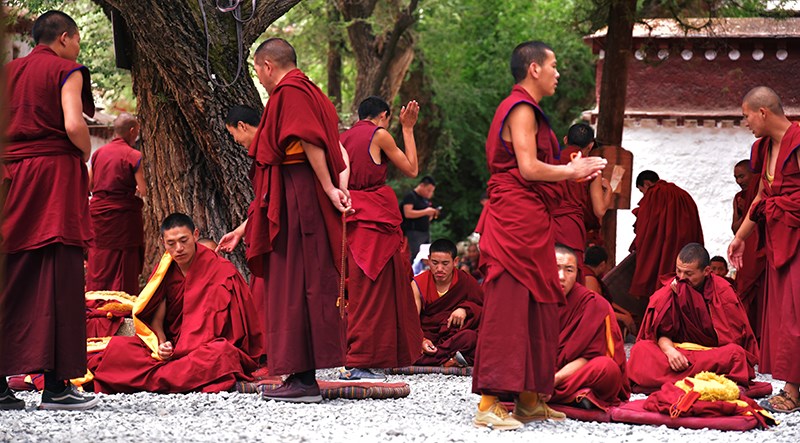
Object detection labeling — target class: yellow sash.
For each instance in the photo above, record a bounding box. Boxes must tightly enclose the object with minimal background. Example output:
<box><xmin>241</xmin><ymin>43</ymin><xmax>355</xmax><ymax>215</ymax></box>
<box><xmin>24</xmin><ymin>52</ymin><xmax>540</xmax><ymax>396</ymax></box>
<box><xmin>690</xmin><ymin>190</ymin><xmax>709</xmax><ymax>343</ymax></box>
<box><xmin>133</xmin><ymin>252</ymin><xmax>174</xmax><ymax>360</ymax></box>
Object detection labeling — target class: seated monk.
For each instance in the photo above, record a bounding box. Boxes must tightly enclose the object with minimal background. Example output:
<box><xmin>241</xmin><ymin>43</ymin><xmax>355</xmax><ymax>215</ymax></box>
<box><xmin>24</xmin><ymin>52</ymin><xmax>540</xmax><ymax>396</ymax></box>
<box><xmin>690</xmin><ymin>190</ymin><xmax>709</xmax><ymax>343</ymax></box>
<box><xmin>627</xmin><ymin>243</ymin><xmax>759</xmax><ymax>394</ymax></box>
<box><xmin>90</xmin><ymin>213</ymin><xmax>265</xmax><ymax>393</ymax></box>
<box><xmin>551</xmin><ymin>244</ymin><xmax>630</xmax><ymax>410</ymax></box>
<box><xmin>412</xmin><ymin>239</ymin><xmax>483</xmax><ymax>367</ymax></box>
<box><xmin>583</xmin><ymin>245</ymin><xmax>637</xmax><ymax>339</ymax></box>
<box><xmin>710</xmin><ymin>255</ymin><xmax>736</xmax><ymax>286</ymax></box>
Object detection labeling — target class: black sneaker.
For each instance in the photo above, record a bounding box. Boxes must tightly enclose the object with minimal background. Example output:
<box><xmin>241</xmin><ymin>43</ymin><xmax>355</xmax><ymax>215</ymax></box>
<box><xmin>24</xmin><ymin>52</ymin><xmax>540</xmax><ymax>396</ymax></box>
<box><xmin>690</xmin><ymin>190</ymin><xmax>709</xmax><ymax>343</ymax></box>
<box><xmin>0</xmin><ymin>387</ymin><xmax>25</xmax><ymax>410</ymax></box>
<box><xmin>39</xmin><ymin>383</ymin><xmax>99</xmax><ymax>411</ymax></box>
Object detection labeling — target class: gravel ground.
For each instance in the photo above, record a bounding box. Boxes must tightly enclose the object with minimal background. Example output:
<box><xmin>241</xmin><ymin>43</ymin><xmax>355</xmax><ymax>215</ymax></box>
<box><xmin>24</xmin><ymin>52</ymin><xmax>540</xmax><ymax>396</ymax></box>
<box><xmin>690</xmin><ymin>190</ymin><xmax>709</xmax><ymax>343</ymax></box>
<box><xmin>2</xmin><ymin>366</ymin><xmax>798</xmax><ymax>443</ymax></box>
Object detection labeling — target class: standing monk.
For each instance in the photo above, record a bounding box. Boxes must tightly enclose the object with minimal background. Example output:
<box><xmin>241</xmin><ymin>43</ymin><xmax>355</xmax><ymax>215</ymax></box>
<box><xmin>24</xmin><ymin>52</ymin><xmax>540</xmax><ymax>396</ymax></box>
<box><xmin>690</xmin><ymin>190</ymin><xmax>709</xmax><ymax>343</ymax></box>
<box><xmin>339</xmin><ymin>96</ymin><xmax>424</xmax><ymax>380</ymax></box>
<box><xmin>730</xmin><ymin>159</ymin><xmax>765</xmax><ymax>341</ymax></box>
<box><xmin>1</xmin><ymin>11</ymin><xmax>99</xmax><ymax>410</ymax></box>
<box><xmin>553</xmin><ymin>123</ymin><xmax>612</xmax><ymax>271</ymax></box>
<box><xmin>472</xmin><ymin>41</ymin><xmax>606</xmax><ymax>429</ymax></box>
<box><xmin>239</xmin><ymin>38</ymin><xmax>351</xmax><ymax>403</ymax></box>
<box><xmin>730</xmin><ymin>86</ymin><xmax>800</xmax><ymax>413</ymax></box>
<box><xmin>629</xmin><ymin>170</ymin><xmax>704</xmax><ymax>299</ymax></box>
<box><xmin>86</xmin><ymin>113</ymin><xmax>146</xmax><ymax>295</ymax></box>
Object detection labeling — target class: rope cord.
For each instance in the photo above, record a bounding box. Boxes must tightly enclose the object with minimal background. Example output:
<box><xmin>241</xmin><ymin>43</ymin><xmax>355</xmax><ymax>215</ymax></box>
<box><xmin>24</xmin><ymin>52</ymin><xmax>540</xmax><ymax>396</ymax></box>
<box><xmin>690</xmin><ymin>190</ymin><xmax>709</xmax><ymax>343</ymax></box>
<box><xmin>198</xmin><ymin>0</ymin><xmax>257</xmax><ymax>88</ymax></box>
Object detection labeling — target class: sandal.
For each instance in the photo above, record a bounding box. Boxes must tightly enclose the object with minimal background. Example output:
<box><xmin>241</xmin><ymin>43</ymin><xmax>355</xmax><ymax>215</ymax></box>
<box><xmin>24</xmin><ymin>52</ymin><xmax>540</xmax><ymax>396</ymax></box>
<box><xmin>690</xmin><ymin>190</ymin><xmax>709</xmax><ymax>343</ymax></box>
<box><xmin>759</xmin><ymin>390</ymin><xmax>800</xmax><ymax>413</ymax></box>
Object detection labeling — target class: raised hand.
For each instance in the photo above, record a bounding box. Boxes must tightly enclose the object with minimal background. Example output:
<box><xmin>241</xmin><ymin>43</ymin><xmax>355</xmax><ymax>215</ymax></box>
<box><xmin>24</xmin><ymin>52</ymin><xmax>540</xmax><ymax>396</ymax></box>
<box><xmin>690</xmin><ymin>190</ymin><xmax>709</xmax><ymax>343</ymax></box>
<box><xmin>399</xmin><ymin>100</ymin><xmax>420</xmax><ymax>128</ymax></box>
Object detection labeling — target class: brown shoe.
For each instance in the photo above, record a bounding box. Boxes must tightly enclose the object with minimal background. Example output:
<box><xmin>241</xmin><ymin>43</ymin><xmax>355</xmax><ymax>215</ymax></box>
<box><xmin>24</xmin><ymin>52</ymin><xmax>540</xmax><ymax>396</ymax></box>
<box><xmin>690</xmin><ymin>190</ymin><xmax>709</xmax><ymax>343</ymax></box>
<box><xmin>262</xmin><ymin>375</ymin><xmax>322</xmax><ymax>403</ymax></box>
<box><xmin>473</xmin><ymin>402</ymin><xmax>523</xmax><ymax>430</ymax></box>
<box><xmin>513</xmin><ymin>398</ymin><xmax>566</xmax><ymax>422</ymax></box>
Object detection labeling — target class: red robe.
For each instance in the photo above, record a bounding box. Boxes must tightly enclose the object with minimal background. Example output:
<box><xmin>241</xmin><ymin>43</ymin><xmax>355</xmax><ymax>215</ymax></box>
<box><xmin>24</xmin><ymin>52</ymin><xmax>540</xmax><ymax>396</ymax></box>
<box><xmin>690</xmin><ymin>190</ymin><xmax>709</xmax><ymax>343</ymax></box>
<box><xmin>552</xmin><ymin>283</ymin><xmax>630</xmax><ymax>409</ymax></box>
<box><xmin>245</xmin><ymin>69</ymin><xmax>346</xmax><ymax>376</ymax></box>
<box><xmin>733</xmin><ymin>182</ymin><xmax>765</xmax><ymax>341</ymax></box>
<box><xmin>553</xmin><ymin>145</ymin><xmax>592</xmax><ymax>271</ymax></box>
<box><xmin>749</xmin><ymin>122</ymin><xmax>800</xmax><ymax>383</ymax></box>
<box><xmin>86</xmin><ymin>137</ymin><xmax>145</xmax><ymax>295</ymax></box>
<box><xmin>1</xmin><ymin>45</ymin><xmax>94</xmax><ymax>380</ymax></box>
<box><xmin>341</xmin><ymin>120</ymin><xmax>423</xmax><ymax>368</ymax></box>
<box><xmin>629</xmin><ymin>180</ymin><xmax>704</xmax><ymax>298</ymax></box>
<box><xmin>91</xmin><ymin>246</ymin><xmax>264</xmax><ymax>393</ymax></box>
<box><xmin>628</xmin><ymin>274</ymin><xmax>758</xmax><ymax>393</ymax></box>
<box><xmin>413</xmin><ymin>269</ymin><xmax>483</xmax><ymax>365</ymax></box>
<box><xmin>472</xmin><ymin>85</ymin><xmax>563</xmax><ymax>396</ymax></box>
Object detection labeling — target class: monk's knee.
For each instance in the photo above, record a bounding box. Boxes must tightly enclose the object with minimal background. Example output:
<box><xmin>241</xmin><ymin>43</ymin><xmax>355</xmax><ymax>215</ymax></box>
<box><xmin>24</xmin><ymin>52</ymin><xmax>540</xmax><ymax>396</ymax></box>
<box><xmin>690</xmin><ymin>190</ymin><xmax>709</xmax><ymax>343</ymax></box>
<box><xmin>590</xmin><ymin>357</ymin><xmax>622</xmax><ymax>384</ymax></box>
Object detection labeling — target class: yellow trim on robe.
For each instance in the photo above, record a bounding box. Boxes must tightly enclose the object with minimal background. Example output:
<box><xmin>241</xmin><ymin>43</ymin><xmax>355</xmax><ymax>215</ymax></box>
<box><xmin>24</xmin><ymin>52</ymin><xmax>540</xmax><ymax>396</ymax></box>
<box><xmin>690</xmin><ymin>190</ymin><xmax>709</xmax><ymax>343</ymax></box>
<box><xmin>673</xmin><ymin>342</ymin><xmax>712</xmax><ymax>351</ymax></box>
<box><xmin>604</xmin><ymin>315</ymin><xmax>615</xmax><ymax>359</ymax></box>
<box><xmin>133</xmin><ymin>252</ymin><xmax>174</xmax><ymax>360</ymax></box>
<box><xmin>70</xmin><ymin>369</ymin><xmax>94</xmax><ymax>389</ymax></box>
<box><xmin>282</xmin><ymin>140</ymin><xmax>306</xmax><ymax>164</ymax></box>
<box><xmin>85</xmin><ymin>290</ymin><xmax>137</xmax><ymax>303</ymax></box>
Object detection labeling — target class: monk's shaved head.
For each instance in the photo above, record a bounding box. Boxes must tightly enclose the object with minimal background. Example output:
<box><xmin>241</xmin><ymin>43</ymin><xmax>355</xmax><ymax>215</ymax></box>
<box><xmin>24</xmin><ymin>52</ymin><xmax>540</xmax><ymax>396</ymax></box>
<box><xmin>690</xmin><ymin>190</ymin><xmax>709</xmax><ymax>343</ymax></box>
<box><xmin>113</xmin><ymin>113</ymin><xmax>139</xmax><ymax>137</ymax></box>
<box><xmin>555</xmin><ymin>243</ymin><xmax>577</xmax><ymax>262</ymax></box>
<box><xmin>510</xmin><ymin>41</ymin><xmax>553</xmax><ymax>83</ymax></box>
<box><xmin>743</xmin><ymin>86</ymin><xmax>784</xmax><ymax>116</ymax></box>
<box><xmin>254</xmin><ymin>38</ymin><xmax>297</xmax><ymax>68</ymax></box>
<box><xmin>32</xmin><ymin>10</ymin><xmax>78</xmax><ymax>45</ymax></box>
<box><xmin>735</xmin><ymin>159</ymin><xmax>750</xmax><ymax>169</ymax></box>
<box><xmin>677</xmin><ymin>242</ymin><xmax>710</xmax><ymax>269</ymax></box>
<box><xmin>567</xmin><ymin>123</ymin><xmax>595</xmax><ymax>149</ymax></box>
<box><xmin>635</xmin><ymin>170</ymin><xmax>659</xmax><ymax>188</ymax></box>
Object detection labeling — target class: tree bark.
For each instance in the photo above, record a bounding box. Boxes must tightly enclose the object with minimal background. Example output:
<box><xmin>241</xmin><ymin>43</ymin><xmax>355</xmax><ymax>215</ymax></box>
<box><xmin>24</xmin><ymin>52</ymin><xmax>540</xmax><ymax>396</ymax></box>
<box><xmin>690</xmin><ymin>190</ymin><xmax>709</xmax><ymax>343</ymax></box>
<box><xmin>91</xmin><ymin>0</ymin><xmax>301</xmax><ymax>276</ymax></box>
<box><xmin>336</xmin><ymin>0</ymin><xmax>419</xmax><ymax>112</ymax></box>
<box><xmin>326</xmin><ymin>0</ymin><xmax>344</xmax><ymax>112</ymax></box>
<box><xmin>395</xmin><ymin>55</ymin><xmax>440</xmax><ymax>175</ymax></box>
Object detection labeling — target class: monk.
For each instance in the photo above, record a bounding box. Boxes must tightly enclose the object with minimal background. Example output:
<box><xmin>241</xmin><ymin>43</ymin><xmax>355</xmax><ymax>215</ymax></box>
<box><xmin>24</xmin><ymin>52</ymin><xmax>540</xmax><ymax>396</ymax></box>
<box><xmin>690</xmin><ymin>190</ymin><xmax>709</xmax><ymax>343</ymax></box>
<box><xmin>709</xmin><ymin>256</ymin><xmax>735</xmax><ymax>285</ymax></box>
<box><xmin>220</xmin><ymin>38</ymin><xmax>350</xmax><ymax>403</ymax></box>
<box><xmin>412</xmin><ymin>239</ymin><xmax>483</xmax><ymax>367</ymax></box>
<box><xmin>218</xmin><ymin>104</ymin><xmax>268</xmax><ymax>358</ymax></box>
<box><xmin>340</xmin><ymin>96</ymin><xmax>424</xmax><ymax>380</ymax></box>
<box><xmin>730</xmin><ymin>86</ymin><xmax>800</xmax><ymax>413</ymax></box>
<box><xmin>91</xmin><ymin>213</ymin><xmax>264</xmax><ymax>393</ymax></box>
<box><xmin>86</xmin><ymin>113</ymin><xmax>146</xmax><ymax>295</ymax></box>
<box><xmin>583</xmin><ymin>246</ymin><xmax>637</xmax><ymax>338</ymax></box>
<box><xmin>1</xmin><ymin>10</ymin><xmax>98</xmax><ymax>410</ymax></box>
<box><xmin>629</xmin><ymin>170</ymin><xmax>704</xmax><ymax>299</ymax></box>
<box><xmin>552</xmin><ymin>245</ymin><xmax>629</xmax><ymax>410</ymax></box>
<box><xmin>628</xmin><ymin>243</ymin><xmax>758</xmax><ymax>394</ymax></box>
<box><xmin>730</xmin><ymin>159</ymin><xmax>765</xmax><ymax>342</ymax></box>
<box><xmin>553</xmin><ymin>123</ymin><xmax>612</xmax><ymax>271</ymax></box>
<box><xmin>472</xmin><ymin>41</ymin><xmax>606</xmax><ymax>430</ymax></box>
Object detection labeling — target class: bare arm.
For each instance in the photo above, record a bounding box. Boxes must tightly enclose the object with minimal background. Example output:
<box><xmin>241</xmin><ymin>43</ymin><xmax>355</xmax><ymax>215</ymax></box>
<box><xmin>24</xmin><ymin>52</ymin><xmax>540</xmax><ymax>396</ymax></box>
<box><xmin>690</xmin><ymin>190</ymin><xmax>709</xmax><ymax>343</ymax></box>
<box><xmin>134</xmin><ymin>165</ymin><xmax>147</xmax><ymax>198</ymax></box>
<box><xmin>411</xmin><ymin>280</ymin><xmax>422</xmax><ymax>315</ymax></box>
<box><xmin>590</xmin><ymin>176</ymin><xmax>612</xmax><ymax>219</ymax></box>
<box><xmin>658</xmin><ymin>336</ymin><xmax>689</xmax><ymax>372</ymax></box>
<box><xmin>216</xmin><ymin>219</ymin><xmax>247</xmax><ymax>254</ymax></box>
<box><xmin>507</xmin><ymin>105</ymin><xmax>605</xmax><ymax>182</ymax></box>
<box><xmin>61</xmin><ymin>71</ymin><xmax>91</xmax><ymax>162</ymax></box>
<box><xmin>151</xmin><ymin>298</ymin><xmax>168</xmax><ymax>344</ymax></box>
<box><xmin>554</xmin><ymin>357</ymin><xmax>588</xmax><ymax>387</ymax></box>
<box><xmin>403</xmin><ymin>203</ymin><xmax>437</xmax><ymax>219</ymax></box>
<box><xmin>377</xmin><ymin>101</ymin><xmax>420</xmax><ymax>178</ymax></box>
<box><xmin>728</xmin><ymin>178</ymin><xmax>765</xmax><ymax>269</ymax></box>
<box><xmin>338</xmin><ymin>143</ymin><xmax>351</xmax><ymax>192</ymax></box>
<box><xmin>303</xmin><ymin>141</ymin><xmax>351</xmax><ymax>213</ymax></box>
<box><xmin>88</xmin><ymin>163</ymin><xmax>94</xmax><ymax>191</ymax></box>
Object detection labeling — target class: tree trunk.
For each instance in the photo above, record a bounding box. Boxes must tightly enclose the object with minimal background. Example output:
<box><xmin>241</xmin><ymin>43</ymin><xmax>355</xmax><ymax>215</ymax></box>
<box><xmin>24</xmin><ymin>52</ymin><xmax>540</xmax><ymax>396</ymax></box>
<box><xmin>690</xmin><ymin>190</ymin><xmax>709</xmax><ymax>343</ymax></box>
<box><xmin>326</xmin><ymin>0</ymin><xmax>344</xmax><ymax>112</ymax></box>
<box><xmin>596</xmin><ymin>0</ymin><xmax>637</xmax><ymax>265</ymax></box>
<box><xmin>395</xmin><ymin>55</ymin><xmax>440</xmax><ymax>175</ymax></box>
<box><xmin>336</xmin><ymin>0</ymin><xmax>419</xmax><ymax>113</ymax></box>
<box><xmin>91</xmin><ymin>0</ymin><xmax>301</xmax><ymax>276</ymax></box>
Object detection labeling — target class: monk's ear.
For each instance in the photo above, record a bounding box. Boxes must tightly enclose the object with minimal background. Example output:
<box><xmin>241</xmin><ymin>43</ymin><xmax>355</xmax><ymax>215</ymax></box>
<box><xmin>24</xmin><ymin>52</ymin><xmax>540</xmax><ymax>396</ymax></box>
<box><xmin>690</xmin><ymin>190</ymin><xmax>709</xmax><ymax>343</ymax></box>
<box><xmin>238</xmin><ymin>121</ymin><xmax>248</xmax><ymax>132</ymax></box>
<box><xmin>528</xmin><ymin>61</ymin><xmax>539</xmax><ymax>79</ymax></box>
<box><xmin>702</xmin><ymin>265</ymin><xmax>712</xmax><ymax>277</ymax></box>
<box><xmin>193</xmin><ymin>228</ymin><xmax>200</xmax><ymax>242</ymax></box>
<box><xmin>453</xmin><ymin>256</ymin><xmax>460</xmax><ymax>267</ymax></box>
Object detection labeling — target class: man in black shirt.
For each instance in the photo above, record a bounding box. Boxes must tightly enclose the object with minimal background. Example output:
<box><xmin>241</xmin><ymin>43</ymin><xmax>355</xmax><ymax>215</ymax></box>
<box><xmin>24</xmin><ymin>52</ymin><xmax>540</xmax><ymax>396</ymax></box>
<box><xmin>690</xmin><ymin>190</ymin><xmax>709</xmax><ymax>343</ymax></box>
<box><xmin>401</xmin><ymin>176</ymin><xmax>439</xmax><ymax>262</ymax></box>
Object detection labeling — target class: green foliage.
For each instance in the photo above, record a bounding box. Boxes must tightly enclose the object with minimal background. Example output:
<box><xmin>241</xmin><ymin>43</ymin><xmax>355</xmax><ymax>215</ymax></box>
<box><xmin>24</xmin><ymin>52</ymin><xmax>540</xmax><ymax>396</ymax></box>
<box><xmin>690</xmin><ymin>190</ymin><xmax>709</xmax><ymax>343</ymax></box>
<box><xmin>6</xmin><ymin>0</ymin><xmax>135</xmax><ymax>112</ymax></box>
<box><xmin>417</xmin><ymin>0</ymin><xmax>596</xmax><ymax>241</ymax></box>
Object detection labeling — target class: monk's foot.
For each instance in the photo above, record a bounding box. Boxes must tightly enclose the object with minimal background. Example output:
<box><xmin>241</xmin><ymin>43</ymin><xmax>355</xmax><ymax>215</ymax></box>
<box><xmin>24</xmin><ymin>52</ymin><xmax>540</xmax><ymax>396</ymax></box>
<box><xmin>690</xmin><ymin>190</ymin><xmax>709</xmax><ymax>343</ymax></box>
<box><xmin>39</xmin><ymin>383</ymin><xmax>99</xmax><ymax>411</ymax></box>
<box><xmin>473</xmin><ymin>401</ymin><xmax>523</xmax><ymax>430</ymax></box>
<box><xmin>513</xmin><ymin>398</ymin><xmax>566</xmax><ymax>423</ymax></box>
<box><xmin>0</xmin><ymin>386</ymin><xmax>25</xmax><ymax>410</ymax></box>
<box><xmin>262</xmin><ymin>374</ymin><xmax>322</xmax><ymax>404</ymax></box>
<box><xmin>760</xmin><ymin>390</ymin><xmax>800</xmax><ymax>414</ymax></box>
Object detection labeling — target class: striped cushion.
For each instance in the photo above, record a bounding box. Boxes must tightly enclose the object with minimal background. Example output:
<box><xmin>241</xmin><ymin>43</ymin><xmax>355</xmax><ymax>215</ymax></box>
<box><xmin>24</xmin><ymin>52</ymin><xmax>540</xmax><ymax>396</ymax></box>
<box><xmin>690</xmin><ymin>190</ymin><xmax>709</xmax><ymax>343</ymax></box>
<box><xmin>385</xmin><ymin>366</ymin><xmax>472</xmax><ymax>376</ymax></box>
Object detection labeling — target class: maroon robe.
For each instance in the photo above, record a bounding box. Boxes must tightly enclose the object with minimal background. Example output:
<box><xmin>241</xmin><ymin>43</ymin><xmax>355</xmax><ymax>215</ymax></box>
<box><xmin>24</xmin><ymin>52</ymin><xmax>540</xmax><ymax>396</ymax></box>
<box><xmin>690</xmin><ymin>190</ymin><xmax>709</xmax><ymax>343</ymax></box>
<box><xmin>749</xmin><ymin>122</ymin><xmax>800</xmax><ymax>383</ymax></box>
<box><xmin>733</xmin><ymin>183</ymin><xmax>765</xmax><ymax>341</ymax></box>
<box><xmin>552</xmin><ymin>283</ymin><xmax>630</xmax><ymax>409</ymax></box>
<box><xmin>472</xmin><ymin>85</ymin><xmax>563</xmax><ymax>396</ymax></box>
<box><xmin>1</xmin><ymin>45</ymin><xmax>94</xmax><ymax>380</ymax></box>
<box><xmin>86</xmin><ymin>137</ymin><xmax>145</xmax><ymax>295</ymax></box>
<box><xmin>341</xmin><ymin>120</ymin><xmax>423</xmax><ymax>368</ymax></box>
<box><xmin>629</xmin><ymin>180</ymin><xmax>704</xmax><ymax>298</ymax></box>
<box><xmin>413</xmin><ymin>269</ymin><xmax>483</xmax><ymax>365</ymax></box>
<box><xmin>553</xmin><ymin>145</ymin><xmax>593</xmax><ymax>272</ymax></box>
<box><xmin>91</xmin><ymin>246</ymin><xmax>264</xmax><ymax>393</ymax></box>
<box><xmin>245</xmin><ymin>69</ymin><xmax>346</xmax><ymax>376</ymax></box>
<box><xmin>628</xmin><ymin>274</ymin><xmax>758</xmax><ymax>393</ymax></box>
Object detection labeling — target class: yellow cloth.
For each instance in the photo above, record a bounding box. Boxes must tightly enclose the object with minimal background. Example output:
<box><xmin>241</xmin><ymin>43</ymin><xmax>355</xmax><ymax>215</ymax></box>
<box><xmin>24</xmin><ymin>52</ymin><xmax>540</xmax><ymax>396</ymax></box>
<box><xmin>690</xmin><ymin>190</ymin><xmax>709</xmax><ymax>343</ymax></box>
<box><xmin>675</xmin><ymin>371</ymin><xmax>740</xmax><ymax>402</ymax></box>
<box><xmin>133</xmin><ymin>252</ymin><xmax>174</xmax><ymax>360</ymax></box>
<box><xmin>673</xmin><ymin>342</ymin><xmax>712</xmax><ymax>351</ymax></box>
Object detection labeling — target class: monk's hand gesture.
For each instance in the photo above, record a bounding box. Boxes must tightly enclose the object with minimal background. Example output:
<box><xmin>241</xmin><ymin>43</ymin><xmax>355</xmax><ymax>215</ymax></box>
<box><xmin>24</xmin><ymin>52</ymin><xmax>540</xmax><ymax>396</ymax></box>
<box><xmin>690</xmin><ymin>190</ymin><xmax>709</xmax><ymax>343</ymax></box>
<box><xmin>670</xmin><ymin>277</ymin><xmax>679</xmax><ymax>294</ymax></box>
<box><xmin>327</xmin><ymin>187</ymin><xmax>353</xmax><ymax>214</ymax></box>
<box><xmin>447</xmin><ymin>308</ymin><xmax>467</xmax><ymax>329</ymax></box>
<box><xmin>728</xmin><ymin>237</ymin><xmax>745</xmax><ymax>270</ymax></box>
<box><xmin>568</xmin><ymin>152</ymin><xmax>607</xmax><ymax>182</ymax></box>
<box><xmin>158</xmin><ymin>341</ymin><xmax>174</xmax><ymax>360</ymax></box>
<box><xmin>422</xmin><ymin>338</ymin><xmax>437</xmax><ymax>355</ymax></box>
<box><xmin>664</xmin><ymin>347</ymin><xmax>690</xmax><ymax>372</ymax></box>
<box><xmin>399</xmin><ymin>100</ymin><xmax>419</xmax><ymax>128</ymax></box>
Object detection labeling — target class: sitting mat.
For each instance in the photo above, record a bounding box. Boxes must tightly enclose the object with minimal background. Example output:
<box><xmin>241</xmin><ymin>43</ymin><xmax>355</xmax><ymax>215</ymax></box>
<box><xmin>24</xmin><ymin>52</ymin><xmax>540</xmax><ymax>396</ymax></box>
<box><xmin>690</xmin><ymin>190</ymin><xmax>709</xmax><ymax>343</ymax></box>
<box><xmin>237</xmin><ymin>380</ymin><xmax>411</xmax><ymax>400</ymax></box>
<box><xmin>609</xmin><ymin>400</ymin><xmax>760</xmax><ymax>431</ymax></box>
<box><xmin>385</xmin><ymin>366</ymin><xmax>471</xmax><ymax>376</ymax></box>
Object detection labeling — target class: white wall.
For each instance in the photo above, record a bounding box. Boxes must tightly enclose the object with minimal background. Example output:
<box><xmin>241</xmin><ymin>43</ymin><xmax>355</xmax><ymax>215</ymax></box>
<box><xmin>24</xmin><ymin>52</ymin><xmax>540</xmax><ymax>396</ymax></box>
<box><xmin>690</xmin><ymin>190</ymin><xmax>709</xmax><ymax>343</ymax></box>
<box><xmin>615</xmin><ymin>121</ymin><xmax>757</xmax><ymax>271</ymax></box>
